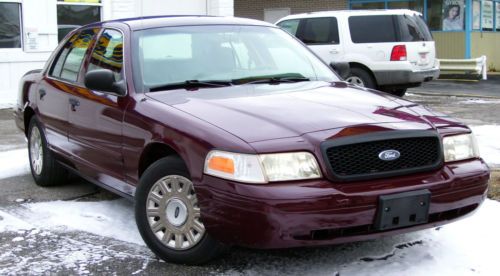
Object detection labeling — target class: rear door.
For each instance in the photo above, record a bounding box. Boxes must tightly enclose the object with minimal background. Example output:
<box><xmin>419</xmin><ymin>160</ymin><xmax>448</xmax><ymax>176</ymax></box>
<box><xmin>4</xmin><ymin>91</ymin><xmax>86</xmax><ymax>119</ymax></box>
<box><xmin>38</xmin><ymin>29</ymin><xmax>98</xmax><ymax>155</ymax></box>
<box><xmin>296</xmin><ymin>17</ymin><xmax>343</xmax><ymax>64</ymax></box>
<box><xmin>397</xmin><ymin>14</ymin><xmax>435</xmax><ymax>70</ymax></box>
<box><xmin>67</xmin><ymin>28</ymin><xmax>128</xmax><ymax>189</ymax></box>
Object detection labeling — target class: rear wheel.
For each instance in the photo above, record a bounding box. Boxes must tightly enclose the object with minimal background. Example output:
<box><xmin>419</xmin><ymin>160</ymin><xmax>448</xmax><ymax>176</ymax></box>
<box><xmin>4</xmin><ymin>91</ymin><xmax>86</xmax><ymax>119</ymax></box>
<box><xmin>135</xmin><ymin>156</ymin><xmax>226</xmax><ymax>265</ymax></box>
<box><xmin>27</xmin><ymin>117</ymin><xmax>68</xmax><ymax>186</ymax></box>
<box><xmin>380</xmin><ymin>87</ymin><xmax>407</xmax><ymax>97</ymax></box>
<box><xmin>345</xmin><ymin>67</ymin><xmax>376</xmax><ymax>89</ymax></box>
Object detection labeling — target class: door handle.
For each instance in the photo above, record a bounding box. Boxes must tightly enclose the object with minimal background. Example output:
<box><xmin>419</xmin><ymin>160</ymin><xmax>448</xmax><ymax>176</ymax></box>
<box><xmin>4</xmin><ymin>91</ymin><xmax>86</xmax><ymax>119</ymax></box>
<box><xmin>39</xmin><ymin>89</ymin><xmax>46</xmax><ymax>100</ymax></box>
<box><xmin>69</xmin><ymin>98</ymin><xmax>80</xmax><ymax>111</ymax></box>
<box><xmin>329</xmin><ymin>49</ymin><xmax>339</xmax><ymax>54</ymax></box>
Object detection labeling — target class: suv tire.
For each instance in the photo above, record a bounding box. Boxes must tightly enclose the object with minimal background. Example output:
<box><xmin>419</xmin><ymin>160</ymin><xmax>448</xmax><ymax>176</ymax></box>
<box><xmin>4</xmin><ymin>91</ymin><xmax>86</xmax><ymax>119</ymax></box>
<box><xmin>346</xmin><ymin>67</ymin><xmax>376</xmax><ymax>89</ymax></box>
<box><xmin>135</xmin><ymin>156</ymin><xmax>227</xmax><ymax>265</ymax></box>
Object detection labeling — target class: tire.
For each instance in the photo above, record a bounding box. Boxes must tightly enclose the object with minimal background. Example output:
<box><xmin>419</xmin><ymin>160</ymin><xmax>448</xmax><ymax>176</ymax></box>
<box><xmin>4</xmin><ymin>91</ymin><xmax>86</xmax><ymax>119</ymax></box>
<box><xmin>27</xmin><ymin>117</ymin><xmax>68</xmax><ymax>187</ymax></box>
<box><xmin>345</xmin><ymin>67</ymin><xmax>376</xmax><ymax>89</ymax></box>
<box><xmin>135</xmin><ymin>156</ymin><xmax>227</xmax><ymax>265</ymax></box>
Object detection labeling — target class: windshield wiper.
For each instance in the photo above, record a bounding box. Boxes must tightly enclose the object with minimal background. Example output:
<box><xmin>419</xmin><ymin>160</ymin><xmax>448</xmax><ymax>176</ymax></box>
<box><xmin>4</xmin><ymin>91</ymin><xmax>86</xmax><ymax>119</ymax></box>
<box><xmin>233</xmin><ymin>74</ymin><xmax>310</xmax><ymax>85</ymax></box>
<box><xmin>149</xmin><ymin>80</ymin><xmax>233</xmax><ymax>92</ymax></box>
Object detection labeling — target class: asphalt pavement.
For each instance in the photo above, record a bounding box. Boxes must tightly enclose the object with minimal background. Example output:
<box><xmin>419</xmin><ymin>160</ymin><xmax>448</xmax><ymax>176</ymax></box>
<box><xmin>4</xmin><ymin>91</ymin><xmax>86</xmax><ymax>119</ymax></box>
<box><xmin>409</xmin><ymin>76</ymin><xmax>500</xmax><ymax>98</ymax></box>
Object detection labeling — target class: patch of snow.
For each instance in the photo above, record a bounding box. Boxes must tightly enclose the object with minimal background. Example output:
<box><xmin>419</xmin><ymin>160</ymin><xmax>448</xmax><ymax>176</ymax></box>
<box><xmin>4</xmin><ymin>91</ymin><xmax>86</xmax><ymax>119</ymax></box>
<box><xmin>0</xmin><ymin>95</ymin><xmax>16</xmax><ymax>110</ymax></box>
<box><xmin>0</xmin><ymin>149</ymin><xmax>30</xmax><ymax>179</ymax></box>
<box><xmin>460</xmin><ymin>99</ymin><xmax>500</xmax><ymax>104</ymax></box>
<box><xmin>0</xmin><ymin>210</ymin><xmax>33</xmax><ymax>232</ymax></box>
<box><xmin>470</xmin><ymin>125</ymin><xmax>500</xmax><ymax>166</ymax></box>
<box><xmin>22</xmin><ymin>199</ymin><xmax>144</xmax><ymax>245</ymax></box>
<box><xmin>11</xmin><ymin>237</ymin><xmax>24</xmax><ymax>242</ymax></box>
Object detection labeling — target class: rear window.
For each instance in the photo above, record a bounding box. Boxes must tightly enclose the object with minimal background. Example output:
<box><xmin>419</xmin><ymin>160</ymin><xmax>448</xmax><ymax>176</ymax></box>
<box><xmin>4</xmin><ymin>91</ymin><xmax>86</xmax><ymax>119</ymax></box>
<box><xmin>349</xmin><ymin>15</ymin><xmax>397</xmax><ymax>43</ymax></box>
<box><xmin>398</xmin><ymin>14</ymin><xmax>433</xmax><ymax>42</ymax></box>
<box><xmin>299</xmin><ymin>17</ymin><xmax>340</xmax><ymax>45</ymax></box>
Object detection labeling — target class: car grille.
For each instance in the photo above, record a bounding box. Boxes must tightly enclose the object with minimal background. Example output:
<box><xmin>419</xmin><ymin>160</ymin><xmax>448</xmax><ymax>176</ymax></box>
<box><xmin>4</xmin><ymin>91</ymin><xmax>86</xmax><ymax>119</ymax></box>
<box><xmin>321</xmin><ymin>131</ymin><xmax>443</xmax><ymax>181</ymax></box>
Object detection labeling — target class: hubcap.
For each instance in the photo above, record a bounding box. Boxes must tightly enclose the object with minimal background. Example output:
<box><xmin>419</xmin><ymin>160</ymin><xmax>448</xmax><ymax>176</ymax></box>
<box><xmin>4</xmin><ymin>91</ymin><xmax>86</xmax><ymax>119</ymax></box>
<box><xmin>29</xmin><ymin>126</ymin><xmax>43</xmax><ymax>175</ymax></box>
<box><xmin>146</xmin><ymin>175</ymin><xmax>205</xmax><ymax>250</ymax></box>
<box><xmin>346</xmin><ymin>76</ymin><xmax>365</xmax><ymax>87</ymax></box>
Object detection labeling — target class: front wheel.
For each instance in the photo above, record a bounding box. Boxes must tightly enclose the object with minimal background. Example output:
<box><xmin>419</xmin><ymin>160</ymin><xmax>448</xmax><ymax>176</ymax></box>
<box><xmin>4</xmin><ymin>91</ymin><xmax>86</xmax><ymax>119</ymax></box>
<box><xmin>135</xmin><ymin>156</ymin><xmax>226</xmax><ymax>265</ymax></box>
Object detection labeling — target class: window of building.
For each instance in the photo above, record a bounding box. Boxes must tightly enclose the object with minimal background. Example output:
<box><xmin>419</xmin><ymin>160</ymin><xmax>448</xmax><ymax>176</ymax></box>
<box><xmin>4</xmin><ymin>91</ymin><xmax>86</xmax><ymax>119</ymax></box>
<box><xmin>299</xmin><ymin>17</ymin><xmax>340</xmax><ymax>44</ymax></box>
<box><xmin>88</xmin><ymin>29</ymin><xmax>124</xmax><ymax>81</ymax></box>
<box><xmin>57</xmin><ymin>0</ymin><xmax>102</xmax><ymax>42</ymax></box>
<box><xmin>50</xmin><ymin>28</ymin><xmax>98</xmax><ymax>82</ymax></box>
<box><xmin>349</xmin><ymin>15</ymin><xmax>398</xmax><ymax>43</ymax></box>
<box><xmin>0</xmin><ymin>2</ymin><xmax>22</xmax><ymax>48</ymax></box>
<box><xmin>351</xmin><ymin>2</ymin><xmax>385</xmax><ymax>9</ymax></box>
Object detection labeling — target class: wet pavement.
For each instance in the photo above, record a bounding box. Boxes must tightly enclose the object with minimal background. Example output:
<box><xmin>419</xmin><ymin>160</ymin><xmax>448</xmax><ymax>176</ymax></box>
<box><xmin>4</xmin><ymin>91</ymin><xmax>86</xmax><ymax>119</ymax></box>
<box><xmin>0</xmin><ymin>91</ymin><xmax>499</xmax><ymax>275</ymax></box>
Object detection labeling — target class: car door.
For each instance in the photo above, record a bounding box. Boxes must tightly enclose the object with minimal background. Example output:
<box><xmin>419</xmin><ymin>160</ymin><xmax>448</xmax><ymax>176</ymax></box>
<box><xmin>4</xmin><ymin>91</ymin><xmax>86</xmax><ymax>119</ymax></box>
<box><xmin>37</xmin><ymin>29</ymin><xmax>98</xmax><ymax>156</ymax></box>
<box><xmin>296</xmin><ymin>17</ymin><xmax>343</xmax><ymax>64</ymax></box>
<box><xmin>67</xmin><ymin>28</ymin><xmax>129</xmax><ymax>190</ymax></box>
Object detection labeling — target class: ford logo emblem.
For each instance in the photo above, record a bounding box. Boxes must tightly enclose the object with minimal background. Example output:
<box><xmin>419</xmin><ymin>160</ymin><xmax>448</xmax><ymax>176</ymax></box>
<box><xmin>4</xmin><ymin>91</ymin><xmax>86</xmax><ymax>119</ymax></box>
<box><xmin>378</xmin><ymin>150</ymin><xmax>400</xmax><ymax>161</ymax></box>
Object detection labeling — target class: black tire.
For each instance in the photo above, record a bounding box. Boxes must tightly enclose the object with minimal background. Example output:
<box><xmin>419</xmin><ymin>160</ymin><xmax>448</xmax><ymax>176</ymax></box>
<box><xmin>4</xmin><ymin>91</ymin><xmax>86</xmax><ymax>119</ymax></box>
<box><xmin>391</xmin><ymin>88</ymin><xmax>407</xmax><ymax>97</ymax></box>
<box><xmin>27</xmin><ymin>117</ymin><xmax>68</xmax><ymax>187</ymax></box>
<box><xmin>135</xmin><ymin>156</ymin><xmax>227</xmax><ymax>265</ymax></box>
<box><xmin>346</xmin><ymin>67</ymin><xmax>376</xmax><ymax>89</ymax></box>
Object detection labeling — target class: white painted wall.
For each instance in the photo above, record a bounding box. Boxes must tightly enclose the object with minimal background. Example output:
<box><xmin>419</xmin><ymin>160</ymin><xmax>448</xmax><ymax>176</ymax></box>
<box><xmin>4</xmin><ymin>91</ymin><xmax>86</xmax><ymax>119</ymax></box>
<box><xmin>0</xmin><ymin>0</ymin><xmax>233</xmax><ymax>105</ymax></box>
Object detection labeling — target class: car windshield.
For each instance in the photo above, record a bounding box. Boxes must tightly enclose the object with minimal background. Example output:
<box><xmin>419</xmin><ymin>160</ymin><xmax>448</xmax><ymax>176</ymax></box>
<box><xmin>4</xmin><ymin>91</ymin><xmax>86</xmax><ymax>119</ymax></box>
<box><xmin>132</xmin><ymin>25</ymin><xmax>338</xmax><ymax>92</ymax></box>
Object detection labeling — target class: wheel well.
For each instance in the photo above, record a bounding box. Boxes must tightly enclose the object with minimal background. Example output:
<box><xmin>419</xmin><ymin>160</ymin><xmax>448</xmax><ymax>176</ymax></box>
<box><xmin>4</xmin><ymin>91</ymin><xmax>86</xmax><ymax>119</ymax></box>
<box><xmin>24</xmin><ymin>106</ymin><xmax>35</xmax><ymax>137</ymax></box>
<box><xmin>348</xmin><ymin>62</ymin><xmax>378</xmax><ymax>86</ymax></box>
<box><xmin>138</xmin><ymin>143</ymin><xmax>182</xmax><ymax>178</ymax></box>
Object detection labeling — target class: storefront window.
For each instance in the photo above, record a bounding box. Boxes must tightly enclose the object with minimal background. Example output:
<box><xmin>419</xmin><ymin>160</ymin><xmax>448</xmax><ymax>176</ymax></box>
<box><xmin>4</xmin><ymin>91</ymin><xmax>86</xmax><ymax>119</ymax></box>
<box><xmin>388</xmin><ymin>0</ymin><xmax>424</xmax><ymax>13</ymax></box>
<box><xmin>351</xmin><ymin>2</ymin><xmax>385</xmax><ymax>10</ymax></box>
<box><xmin>0</xmin><ymin>2</ymin><xmax>22</xmax><ymax>48</ymax></box>
<box><xmin>482</xmin><ymin>0</ymin><xmax>494</xmax><ymax>30</ymax></box>
<box><xmin>496</xmin><ymin>1</ymin><xmax>500</xmax><ymax>30</ymax></box>
<box><xmin>57</xmin><ymin>1</ymin><xmax>102</xmax><ymax>42</ymax></box>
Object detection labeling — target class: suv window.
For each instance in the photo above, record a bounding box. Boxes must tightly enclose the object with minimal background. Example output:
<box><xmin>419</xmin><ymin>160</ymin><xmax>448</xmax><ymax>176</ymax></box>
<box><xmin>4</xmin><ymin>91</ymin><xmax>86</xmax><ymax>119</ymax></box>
<box><xmin>50</xmin><ymin>28</ymin><xmax>98</xmax><ymax>82</ymax></box>
<box><xmin>398</xmin><ymin>14</ymin><xmax>433</xmax><ymax>42</ymax></box>
<box><xmin>299</xmin><ymin>17</ymin><xmax>340</xmax><ymax>45</ymax></box>
<box><xmin>276</xmin><ymin>19</ymin><xmax>300</xmax><ymax>35</ymax></box>
<box><xmin>349</xmin><ymin>15</ymin><xmax>397</xmax><ymax>43</ymax></box>
<box><xmin>88</xmin><ymin>29</ymin><xmax>124</xmax><ymax>81</ymax></box>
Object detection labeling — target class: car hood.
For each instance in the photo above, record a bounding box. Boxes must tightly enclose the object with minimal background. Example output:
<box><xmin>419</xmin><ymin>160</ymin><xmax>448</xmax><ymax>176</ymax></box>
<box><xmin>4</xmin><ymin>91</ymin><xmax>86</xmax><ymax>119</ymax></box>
<box><xmin>146</xmin><ymin>82</ymin><xmax>461</xmax><ymax>143</ymax></box>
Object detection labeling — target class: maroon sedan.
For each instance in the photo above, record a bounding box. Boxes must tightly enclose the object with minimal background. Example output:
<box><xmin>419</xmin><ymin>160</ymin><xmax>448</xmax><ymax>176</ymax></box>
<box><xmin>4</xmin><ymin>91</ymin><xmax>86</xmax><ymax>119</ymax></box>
<box><xmin>14</xmin><ymin>16</ymin><xmax>489</xmax><ymax>264</ymax></box>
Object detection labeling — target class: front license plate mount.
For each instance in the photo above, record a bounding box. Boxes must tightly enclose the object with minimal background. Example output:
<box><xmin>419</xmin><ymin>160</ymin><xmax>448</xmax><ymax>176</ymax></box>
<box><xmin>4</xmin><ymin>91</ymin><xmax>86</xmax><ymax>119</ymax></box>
<box><xmin>375</xmin><ymin>189</ymin><xmax>431</xmax><ymax>231</ymax></box>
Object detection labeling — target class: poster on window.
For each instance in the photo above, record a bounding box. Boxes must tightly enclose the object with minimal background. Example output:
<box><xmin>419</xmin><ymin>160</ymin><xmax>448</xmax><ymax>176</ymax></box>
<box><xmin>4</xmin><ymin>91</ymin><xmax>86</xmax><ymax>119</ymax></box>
<box><xmin>482</xmin><ymin>1</ymin><xmax>494</xmax><ymax>29</ymax></box>
<box><xmin>473</xmin><ymin>0</ymin><xmax>481</xmax><ymax>29</ymax></box>
<box><xmin>497</xmin><ymin>2</ymin><xmax>500</xmax><ymax>29</ymax></box>
<box><xmin>442</xmin><ymin>0</ymin><xmax>464</xmax><ymax>31</ymax></box>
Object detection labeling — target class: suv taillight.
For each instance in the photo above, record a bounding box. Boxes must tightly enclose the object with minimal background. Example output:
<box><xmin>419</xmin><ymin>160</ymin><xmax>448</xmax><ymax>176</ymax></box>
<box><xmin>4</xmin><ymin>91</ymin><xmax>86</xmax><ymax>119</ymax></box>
<box><xmin>390</xmin><ymin>45</ymin><xmax>407</xmax><ymax>61</ymax></box>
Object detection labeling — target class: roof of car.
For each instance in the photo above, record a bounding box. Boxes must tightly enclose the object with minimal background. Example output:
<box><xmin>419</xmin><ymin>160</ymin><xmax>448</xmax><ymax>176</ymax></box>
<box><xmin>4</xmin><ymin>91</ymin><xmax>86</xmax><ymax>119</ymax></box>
<box><xmin>277</xmin><ymin>9</ymin><xmax>422</xmax><ymax>22</ymax></box>
<box><xmin>86</xmin><ymin>15</ymin><xmax>274</xmax><ymax>30</ymax></box>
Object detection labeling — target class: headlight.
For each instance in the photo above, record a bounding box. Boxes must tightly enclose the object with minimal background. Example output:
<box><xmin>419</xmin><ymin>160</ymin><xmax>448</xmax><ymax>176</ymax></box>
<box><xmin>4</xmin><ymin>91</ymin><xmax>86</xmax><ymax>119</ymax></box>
<box><xmin>443</xmin><ymin>133</ymin><xmax>479</xmax><ymax>162</ymax></box>
<box><xmin>204</xmin><ymin>150</ymin><xmax>321</xmax><ymax>184</ymax></box>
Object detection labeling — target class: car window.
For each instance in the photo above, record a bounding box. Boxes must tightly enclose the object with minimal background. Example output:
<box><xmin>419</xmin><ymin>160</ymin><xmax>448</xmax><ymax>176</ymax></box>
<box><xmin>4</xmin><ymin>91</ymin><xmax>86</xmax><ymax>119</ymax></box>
<box><xmin>398</xmin><ymin>14</ymin><xmax>433</xmax><ymax>42</ymax></box>
<box><xmin>88</xmin><ymin>29</ymin><xmax>124</xmax><ymax>81</ymax></box>
<box><xmin>133</xmin><ymin>25</ymin><xmax>338</xmax><ymax>90</ymax></box>
<box><xmin>349</xmin><ymin>15</ymin><xmax>398</xmax><ymax>43</ymax></box>
<box><xmin>299</xmin><ymin>17</ymin><xmax>339</xmax><ymax>45</ymax></box>
<box><xmin>50</xmin><ymin>28</ymin><xmax>98</xmax><ymax>82</ymax></box>
<box><xmin>276</xmin><ymin>19</ymin><xmax>300</xmax><ymax>35</ymax></box>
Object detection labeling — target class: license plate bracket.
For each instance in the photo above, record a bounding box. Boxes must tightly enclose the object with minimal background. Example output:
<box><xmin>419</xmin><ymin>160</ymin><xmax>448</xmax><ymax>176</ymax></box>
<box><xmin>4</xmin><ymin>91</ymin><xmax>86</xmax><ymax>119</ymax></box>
<box><xmin>374</xmin><ymin>189</ymin><xmax>430</xmax><ymax>231</ymax></box>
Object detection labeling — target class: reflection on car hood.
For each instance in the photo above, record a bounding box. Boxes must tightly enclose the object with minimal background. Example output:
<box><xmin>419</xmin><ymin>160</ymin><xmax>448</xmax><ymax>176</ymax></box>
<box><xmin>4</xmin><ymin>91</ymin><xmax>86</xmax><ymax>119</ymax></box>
<box><xmin>146</xmin><ymin>82</ymin><xmax>462</xmax><ymax>143</ymax></box>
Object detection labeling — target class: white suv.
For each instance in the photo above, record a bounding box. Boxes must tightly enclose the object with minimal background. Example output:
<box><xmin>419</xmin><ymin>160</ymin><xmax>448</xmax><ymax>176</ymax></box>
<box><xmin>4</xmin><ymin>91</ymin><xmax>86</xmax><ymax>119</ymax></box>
<box><xmin>276</xmin><ymin>9</ymin><xmax>440</xmax><ymax>96</ymax></box>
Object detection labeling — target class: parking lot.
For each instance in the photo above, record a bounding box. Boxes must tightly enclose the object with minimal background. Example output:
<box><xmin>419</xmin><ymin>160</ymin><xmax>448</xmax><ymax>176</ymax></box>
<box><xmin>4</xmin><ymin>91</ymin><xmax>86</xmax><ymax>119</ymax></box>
<box><xmin>0</xmin><ymin>85</ymin><xmax>499</xmax><ymax>275</ymax></box>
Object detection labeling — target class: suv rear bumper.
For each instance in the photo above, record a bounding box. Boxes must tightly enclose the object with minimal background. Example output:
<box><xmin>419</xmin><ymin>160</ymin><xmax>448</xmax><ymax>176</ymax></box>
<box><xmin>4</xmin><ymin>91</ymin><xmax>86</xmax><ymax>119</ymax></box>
<box><xmin>197</xmin><ymin>158</ymin><xmax>489</xmax><ymax>249</ymax></box>
<box><xmin>374</xmin><ymin>67</ymin><xmax>440</xmax><ymax>87</ymax></box>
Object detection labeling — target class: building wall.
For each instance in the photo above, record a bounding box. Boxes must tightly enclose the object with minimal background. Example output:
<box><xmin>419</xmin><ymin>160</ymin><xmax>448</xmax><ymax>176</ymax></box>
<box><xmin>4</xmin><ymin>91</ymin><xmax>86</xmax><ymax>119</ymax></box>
<box><xmin>0</xmin><ymin>0</ymin><xmax>233</xmax><ymax>103</ymax></box>
<box><xmin>432</xmin><ymin>32</ymin><xmax>466</xmax><ymax>59</ymax></box>
<box><xmin>471</xmin><ymin>32</ymin><xmax>500</xmax><ymax>72</ymax></box>
<box><xmin>234</xmin><ymin>0</ymin><xmax>347</xmax><ymax>21</ymax></box>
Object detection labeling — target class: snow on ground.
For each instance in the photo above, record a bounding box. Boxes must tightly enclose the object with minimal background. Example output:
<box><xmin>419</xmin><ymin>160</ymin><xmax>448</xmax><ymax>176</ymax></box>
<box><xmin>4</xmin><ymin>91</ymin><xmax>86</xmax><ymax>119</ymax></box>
<box><xmin>0</xmin><ymin>94</ymin><xmax>16</xmax><ymax>110</ymax></box>
<box><xmin>0</xmin><ymin>149</ymin><xmax>30</xmax><ymax>179</ymax></box>
<box><xmin>470</xmin><ymin>125</ymin><xmax>500</xmax><ymax>167</ymax></box>
<box><xmin>461</xmin><ymin>99</ymin><xmax>500</xmax><ymax>105</ymax></box>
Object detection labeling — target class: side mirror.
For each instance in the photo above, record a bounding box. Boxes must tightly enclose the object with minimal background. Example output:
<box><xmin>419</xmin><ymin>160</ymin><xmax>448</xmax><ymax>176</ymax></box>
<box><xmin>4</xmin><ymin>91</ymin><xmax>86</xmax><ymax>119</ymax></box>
<box><xmin>84</xmin><ymin>69</ymin><xmax>126</xmax><ymax>96</ymax></box>
<box><xmin>330</xmin><ymin>62</ymin><xmax>351</xmax><ymax>80</ymax></box>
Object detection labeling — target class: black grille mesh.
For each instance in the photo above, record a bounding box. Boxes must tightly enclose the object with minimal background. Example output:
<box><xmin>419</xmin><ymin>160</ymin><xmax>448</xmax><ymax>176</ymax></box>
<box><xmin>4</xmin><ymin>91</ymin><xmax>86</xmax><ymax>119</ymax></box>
<box><xmin>325</xmin><ymin>137</ymin><xmax>441</xmax><ymax>179</ymax></box>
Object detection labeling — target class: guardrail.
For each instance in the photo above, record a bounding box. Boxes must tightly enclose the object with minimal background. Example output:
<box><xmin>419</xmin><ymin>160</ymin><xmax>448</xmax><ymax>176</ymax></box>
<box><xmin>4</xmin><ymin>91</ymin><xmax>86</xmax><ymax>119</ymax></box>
<box><xmin>439</xmin><ymin>55</ymin><xmax>488</xmax><ymax>80</ymax></box>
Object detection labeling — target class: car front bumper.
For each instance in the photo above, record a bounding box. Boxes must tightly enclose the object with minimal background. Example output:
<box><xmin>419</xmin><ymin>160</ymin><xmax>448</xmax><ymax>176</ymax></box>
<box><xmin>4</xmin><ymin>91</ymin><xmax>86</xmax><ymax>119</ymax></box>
<box><xmin>197</xmin><ymin>158</ymin><xmax>489</xmax><ymax>249</ymax></box>
<box><xmin>374</xmin><ymin>67</ymin><xmax>440</xmax><ymax>87</ymax></box>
